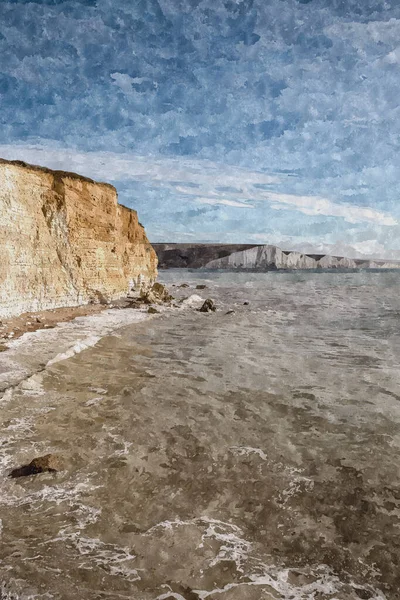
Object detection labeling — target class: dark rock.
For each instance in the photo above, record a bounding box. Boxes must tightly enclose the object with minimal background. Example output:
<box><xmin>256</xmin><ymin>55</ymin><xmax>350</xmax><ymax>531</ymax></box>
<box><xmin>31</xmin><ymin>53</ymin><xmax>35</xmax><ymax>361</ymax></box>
<box><xmin>148</xmin><ymin>306</ymin><xmax>159</xmax><ymax>314</ymax></box>
<box><xmin>195</xmin><ymin>284</ymin><xmax>207</xmax><ymax>289</ymax></box>
<box><xmin>9</xmin><ymin>454</ymin><xmax>64</xmax><ymax>478</ymax></box>
<box><xmin>179</xmin><ymin>283</ymin><xmax>190</xmax><ymax>288</ymax></box>
<box><xmin>198</xmin><ymin>299</ymin><xmax>216</xmax><ymax>313</ymax></box>
<box><xmin>354</xmin><ymin>589</ymin><xmax>373</xmax><ymax>600</ymax></box>
<box><xmin>225</xmin><ymin>310</ymin><xmax>235</xmax><ymax>315</ymax></box>
<box><xmin>243</xmin><ymin>301</ymin><xmax>249</xmax><ymax>305</ymax></box>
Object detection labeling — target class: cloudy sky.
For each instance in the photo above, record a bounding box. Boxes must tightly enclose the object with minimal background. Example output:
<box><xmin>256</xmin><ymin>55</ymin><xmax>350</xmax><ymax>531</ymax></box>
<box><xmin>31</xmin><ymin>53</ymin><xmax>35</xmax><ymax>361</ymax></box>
<box><xmin>0</xmin><ymin>0</ymin><xmax>400</xmax><ymax>258</ymax></box>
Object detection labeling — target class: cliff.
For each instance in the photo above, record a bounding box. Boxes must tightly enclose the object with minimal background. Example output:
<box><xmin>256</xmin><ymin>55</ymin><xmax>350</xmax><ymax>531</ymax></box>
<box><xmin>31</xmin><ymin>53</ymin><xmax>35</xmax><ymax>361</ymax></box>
<box><xmin>153</xmin><ymin>243</ymin><xmax>259</xmax><ymax>269</ymax></box>
<box><xmin>154</xmin><ymin>243</ymin><xmax>400</xmax><ymax>271</ymax></box>
<box><xmin>0</xmin><ymin>159</ymin><xmax>157</xmax><ymax>319</ymax></box>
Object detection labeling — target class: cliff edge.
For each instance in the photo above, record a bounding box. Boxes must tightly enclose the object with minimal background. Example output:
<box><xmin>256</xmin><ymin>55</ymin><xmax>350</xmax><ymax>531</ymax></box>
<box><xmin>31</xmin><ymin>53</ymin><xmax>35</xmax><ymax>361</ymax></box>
<box><xmin>0</xmin><ymin>159</ymin><xmax>157</xmax><ymax>319</ymax></box>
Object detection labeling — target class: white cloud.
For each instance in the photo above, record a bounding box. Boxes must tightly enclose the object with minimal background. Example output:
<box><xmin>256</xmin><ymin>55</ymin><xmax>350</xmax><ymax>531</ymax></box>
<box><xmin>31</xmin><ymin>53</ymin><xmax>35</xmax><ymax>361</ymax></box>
<box><xmin>110</xmin><ymin>72</ymin><xmax>136</xmax><ymax>95</ymax></box>
<box><xmin>261</xmin><ymin>192</ymin><xmax>397</xmax><ymax>226</ymax></box>
<box><xmin>196</xmin><ymin>197</ymin><xmax>253</xmax><ymax>208</ymax></box>
<box><xmin>382</xmin><ymin>47</ymin><xmax>400</xmax><ymax>64</ymax></box>
<box><xmin>0</xmin><ymin>144</ymin><xmax>280</xmax><ymax>190</ymax></box>
<box><xmin>0</xmin><ymin>144</ymin><xmax>396</xmax><ymax>228</ymax></box>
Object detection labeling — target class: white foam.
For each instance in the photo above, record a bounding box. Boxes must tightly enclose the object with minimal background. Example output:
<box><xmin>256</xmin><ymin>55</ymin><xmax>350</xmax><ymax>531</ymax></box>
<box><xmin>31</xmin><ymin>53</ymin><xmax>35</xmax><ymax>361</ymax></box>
<box><xmin>193</xmin><ymin>566</ymin><xmax>387</xmax><ymax>600</ymax></box>
<box><xmin>156</xmin><ymin>592</ymin><xmax>187</xmax><ymax>600</ymax></box>
<box><xmin>229</xmin><ymin>446</ymin><xmax>268</xmax><ymax>461</ymax></box>
<box><xmin>147</xmin><ymin>516</ymin><xmax>386</xmax><ymax>599</ymax></box>
<box><xmin>145</xmin><ymin>517</ymin><xmax>251</xmax><ymax>573</ymax></box>
<box><xmin>85</xmin><ymin>396</ymin><xmax>104</xmax><ymax>406</ymax></box>
<box><xmin>0</xmin><ymin>308</ymin><xmax>150</xmax><ymax>395</ymax></box>
<box><xmin>107</xmin><ymin>429</ymin><xmax>132</xmax><ymax>456</ymax></box>
<box><xmin>46</xmin><ymin>336</ymin><xmax>101</xmax><ymax>366</ymax></box>
<box><xmin>46</xmin><ymin>530</ymin><xmax>140</xmax><ymax>582</ymax></box>
<box><xmin>180</xmin><ymin>294</ymin><xmax>204</xmax><ymax>308</ymax></box>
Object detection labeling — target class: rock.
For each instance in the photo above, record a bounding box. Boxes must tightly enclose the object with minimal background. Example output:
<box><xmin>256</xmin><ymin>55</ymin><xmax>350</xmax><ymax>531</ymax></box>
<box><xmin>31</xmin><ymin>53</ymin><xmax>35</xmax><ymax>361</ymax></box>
<box><xmin>35</xmin><ymin>316</ymin><xmax>42</xmax><ymax>323</ymax></box>
<box><xmin>198</xmin><ymin>299</ymin><xmax>216</xmax><ymax>313</ymax></box>
<box><xmin>179</xmin><ymin>283</ymin><xmax>190</xmax><ymax>288</ymax></box>
<box><xmin>140</xmin><ymin>283</ymin><xmax>173</xmax><ymax>305</ymax></box>
<box><xmin>196</xmin><ymin>284</ymin><xmax>207</xmax><ymax>289</ymax></box>
<box><xmin>148</xmin><ymin>306</ymin><xmax>159</xmax><ymax>314</ymax></box>
<box><xmin>0</xmin><ymin>159</ymin><xmax>157</xmax><ymax>321</ymax></box>
<box><xmin>7</xmin><ymin>332</ymin><xmax>14</xmax><ymax>338</ymax></box>
<box><xmin>225</xmin><ymin>310</ymin><xmax>235</xmax><ymax>315</ymax></box>
<box><xmin>9</xmin><ymin>454</ymin><xmax>64</xmax><ymax>478</ymax></box>
<box><xmin>180</xmin><ymin>294</ymin><xmax>204</xmax><ymax>308</ymax></box>
<box><xmin>243</xmin><ymin>301</ymin><xmax>249</xmax><ymax>305</ymax></box>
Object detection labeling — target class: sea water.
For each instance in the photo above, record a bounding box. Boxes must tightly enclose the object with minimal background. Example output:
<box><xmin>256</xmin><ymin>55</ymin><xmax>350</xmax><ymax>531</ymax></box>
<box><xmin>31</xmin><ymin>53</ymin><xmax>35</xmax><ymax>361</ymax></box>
<box><xmin>1</xmin><ymin>270</ymin><xmax>400</xmax><ymax>599</ymax></box>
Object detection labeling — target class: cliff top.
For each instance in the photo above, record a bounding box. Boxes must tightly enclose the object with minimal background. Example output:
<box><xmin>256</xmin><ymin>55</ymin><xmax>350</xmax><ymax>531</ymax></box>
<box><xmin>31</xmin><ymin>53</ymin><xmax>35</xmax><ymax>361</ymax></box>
<box><xmin>0</xmin><ymin>157</ymin><xmax>116</xmax><ymax>191</ymax></box>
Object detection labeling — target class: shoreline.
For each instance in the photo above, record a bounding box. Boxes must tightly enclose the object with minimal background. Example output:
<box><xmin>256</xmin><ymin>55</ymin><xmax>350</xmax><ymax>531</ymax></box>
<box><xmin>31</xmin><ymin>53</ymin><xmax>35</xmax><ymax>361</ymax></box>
<box><xmin>0</xmin><ymin>296</ymin><xmax>167</xmax><ymax>396</ymax></box>
<box><xmin>0</xmin><ymin>281</ymin><xmax>203</xmax><ymax>396</ymax></box>
<box><xmin>0</xmin><ymin>296</ymin><xmax>149</xmax><ymax>350</ymax></box>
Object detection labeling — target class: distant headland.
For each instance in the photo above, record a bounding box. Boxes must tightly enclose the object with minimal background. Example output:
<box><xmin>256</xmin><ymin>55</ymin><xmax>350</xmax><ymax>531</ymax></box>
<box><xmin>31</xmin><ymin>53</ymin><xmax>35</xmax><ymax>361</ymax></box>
<box><xmin>153</xmin><ymin>243</ymin><xmax>400</xmax><ymax>271</ymax></box>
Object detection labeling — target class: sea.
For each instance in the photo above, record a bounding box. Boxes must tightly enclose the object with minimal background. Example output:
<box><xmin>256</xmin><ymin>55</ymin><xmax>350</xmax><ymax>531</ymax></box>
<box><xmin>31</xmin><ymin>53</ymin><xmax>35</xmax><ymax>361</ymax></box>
<box><xmin>1</xmin><ymin>269</ymin><xmax>400</xmax><ymax>600</ymax></box>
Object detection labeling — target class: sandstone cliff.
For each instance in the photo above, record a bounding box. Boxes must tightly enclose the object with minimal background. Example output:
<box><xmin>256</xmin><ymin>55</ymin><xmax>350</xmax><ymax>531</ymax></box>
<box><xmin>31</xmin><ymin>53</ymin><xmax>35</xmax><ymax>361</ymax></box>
<box><xmin>0</xmin><ymin>159</ymin><xmax>157</xmax><ymax>319</ymax></box>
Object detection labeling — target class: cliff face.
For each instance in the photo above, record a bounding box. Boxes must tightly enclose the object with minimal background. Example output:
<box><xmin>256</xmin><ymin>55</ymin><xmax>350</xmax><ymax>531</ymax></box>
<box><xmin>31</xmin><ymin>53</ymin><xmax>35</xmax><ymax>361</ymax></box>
<box><xmin>153</xmin><ymin>243</ymin><xmax>258</xmax><ymax>269</ymax></box>
<box><xmin>205</xmin><ymin>245</ymin><xmax>400</xmax><ymax>270</ymax></box>
<box><xmin>0</xmin><ymin>159</ymin><xmax>157</xmax><ymax>318</ymax></box>
<box><xmin>154</xmin><ymin>243</ymin><xmax>400</xmax><ymax>271</ymax></box>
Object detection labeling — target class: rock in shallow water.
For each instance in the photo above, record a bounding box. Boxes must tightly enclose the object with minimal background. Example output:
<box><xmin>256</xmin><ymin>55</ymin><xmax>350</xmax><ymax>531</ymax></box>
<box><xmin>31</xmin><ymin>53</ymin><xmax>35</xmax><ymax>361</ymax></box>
<box><xmin>9</xmin><ymin>454</ymin><xmax>64</xmax><ymax>478</ymax></box>
<box><xmin>198</xmin><ymin>299</ymin><xmax>216</xmax><ymax>313</ymax></box>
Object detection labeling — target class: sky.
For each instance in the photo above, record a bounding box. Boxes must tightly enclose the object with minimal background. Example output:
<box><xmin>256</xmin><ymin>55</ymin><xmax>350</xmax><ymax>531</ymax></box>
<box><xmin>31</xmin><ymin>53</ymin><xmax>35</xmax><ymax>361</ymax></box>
<box><xmin>0</xmin><ymin>0</ymin><xmax>400</xmax><ymax>258</ymax></box>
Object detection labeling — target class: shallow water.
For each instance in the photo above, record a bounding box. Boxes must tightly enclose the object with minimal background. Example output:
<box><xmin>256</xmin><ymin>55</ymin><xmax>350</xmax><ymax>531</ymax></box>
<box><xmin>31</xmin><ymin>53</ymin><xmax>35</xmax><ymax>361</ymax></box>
<box><xmin>1</xmin><ymin>270</ymin><xmax>400</xmax><ymax>599</ymax></box>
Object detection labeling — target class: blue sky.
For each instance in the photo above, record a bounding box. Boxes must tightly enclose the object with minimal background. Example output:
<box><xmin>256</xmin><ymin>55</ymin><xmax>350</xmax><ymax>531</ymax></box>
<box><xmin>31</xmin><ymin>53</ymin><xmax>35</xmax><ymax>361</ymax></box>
<box><xmin>0</xmin><ymin>0</ymin><xmax>400</xmax><ymax>258</ymax></box>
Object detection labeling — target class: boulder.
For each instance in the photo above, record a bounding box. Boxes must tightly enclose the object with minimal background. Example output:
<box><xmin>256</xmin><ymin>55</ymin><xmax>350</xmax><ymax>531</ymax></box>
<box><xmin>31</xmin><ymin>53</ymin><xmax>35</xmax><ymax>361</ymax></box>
<box><xmin>9</xmin><ymin>454</ymin><xmax>64</xmax><ymax>478</ymax></box>
<box><xmin>198</xmin><ymin>299</ymin><xmax>216</xmax><ymax>313</ymax></box>
<box><xmin>180</xmin><ymin>294</ymin><xmax>204</xmax><ymax>309</ymax></box>
<box><xmin>196</xmin><ymin>284</ymin><xmax>207</xmax><ymax>289</ymax></box>
<box><xmin>148</xmin><ymin>306</ymin><xmax>159</xmax><ymax>314</ymax></box>
<box><xmin>140</xmin><ymin>283</ymin><xmax>173</xmax><ymax>305</ymax></box>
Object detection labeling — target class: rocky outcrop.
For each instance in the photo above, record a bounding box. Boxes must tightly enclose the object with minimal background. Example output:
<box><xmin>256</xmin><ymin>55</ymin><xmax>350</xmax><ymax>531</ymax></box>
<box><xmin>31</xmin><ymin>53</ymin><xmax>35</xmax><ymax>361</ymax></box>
<box><xmin>0</xmin><ymin>159</ymin><xmax>157</xmax><ymax>319</ymax></box>
<box><xmin>154</xmin><ymin>243</ymin><xmax>400</xmax><ymax>271</ymax></box>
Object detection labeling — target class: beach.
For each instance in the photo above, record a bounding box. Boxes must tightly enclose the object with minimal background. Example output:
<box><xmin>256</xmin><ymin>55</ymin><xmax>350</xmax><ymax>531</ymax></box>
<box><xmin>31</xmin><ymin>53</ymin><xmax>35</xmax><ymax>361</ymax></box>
<box><xmin>0</xmin><ymin>270</ymin><xmax>399</xmax><ymax>599</ymax></box>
